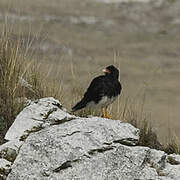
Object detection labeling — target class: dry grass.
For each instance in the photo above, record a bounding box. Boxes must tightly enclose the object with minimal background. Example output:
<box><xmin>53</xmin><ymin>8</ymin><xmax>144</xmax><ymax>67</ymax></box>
<box><xmin>0</xmin><ymin>26</ymin><xmax>62</xmax><ymax>144</ymax></box>
<box><xmin>0</xmin><ymin>0</ymin><xmax>179</xmax><ymax>153</ymax></box>
<box><xmin>0</xmin><ymin>26</ymin><xmax>179</xmax><ymax>155</ymax></box>
<box><xmin>165</xmin><ymin>135</ymin><xmax>180</xmax><ymax>154</ymax></box>
<box><xmin>0</xmin><ymin>27</ymin><xmax>26</xmax><ymax>135</ymax></box>
<box><xmin>118</xmin><ymin>94</ymin><xmax>163</xmax><ymax>150</ymax></box>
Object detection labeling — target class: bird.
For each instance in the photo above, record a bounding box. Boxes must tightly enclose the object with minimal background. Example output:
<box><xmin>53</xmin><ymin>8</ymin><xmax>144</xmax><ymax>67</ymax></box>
<box><xmin>72</xmin><ymin>65</ymin><xmax>122</xmax><ymax>119</ymax></box>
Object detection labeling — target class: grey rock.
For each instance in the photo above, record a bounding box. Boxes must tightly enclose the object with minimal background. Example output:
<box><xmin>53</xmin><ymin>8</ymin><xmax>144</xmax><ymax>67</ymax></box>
<box><xmin>0</xmin><ymin>140</ymin><xmax>23</xmax><ymax>162</ymax></box>
<box><xmin>0</xmin><ymin>140</ymin><xmax>23</xmax><ymax>179</ymax></box>
<box><xmin>4</xmin><ymin>97</ymin><xmax>180</xmax><ymax>180</ymax></box>
<box><xmin>0</xmin><ymin>158</ymin><xmax>11</xmax><ymax>179</ymax></box>
<box><xmin>168</xmin><ymin>154</ymin><xmax>180</xmax><ymax>165</ymax></box>
<box><xmin>7</xmin><ymin>115</ymin><xmax>139</xmax><ymax>180</ymax></box>
<box><xmin>5</xmin><ymin>97</ymin><xmax>75</xmax><ymax>141</ymax></box>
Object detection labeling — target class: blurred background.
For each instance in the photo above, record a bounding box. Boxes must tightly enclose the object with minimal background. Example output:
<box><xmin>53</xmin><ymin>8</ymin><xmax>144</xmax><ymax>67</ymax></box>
<box><xmin>0</xmin><ymin>0</ymin><xmax>180</xmax><ymax>143</ymax></box>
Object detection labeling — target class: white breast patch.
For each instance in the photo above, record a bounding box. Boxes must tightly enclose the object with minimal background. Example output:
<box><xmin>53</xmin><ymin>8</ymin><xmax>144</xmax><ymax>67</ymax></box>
<box><xmin>86</xmin><ymin>96</ymin><xmax>117</xmax><ymax>109</ymax></box>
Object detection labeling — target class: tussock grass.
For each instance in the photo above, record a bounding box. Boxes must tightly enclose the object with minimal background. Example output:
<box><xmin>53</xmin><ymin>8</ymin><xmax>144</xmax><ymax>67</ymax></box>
<box><xmin>117</xmin><ymin>94</ymin><xmax>180</xmax><ymax>153</ymax></box>
<box><xmin>165</xmin><ymin>135</ymin><xmax>180</xmax><ymax>154</ymax></box>
<box><xmin>0</xmin><ymin>26</ymin><xmax>62</xmax><ymax>144</ymax></box>
<box><xmin>0</xmin><ymin>27</ymin><xmax>26</xmax><ymax>137</ymax></box>
<box><xmin>24</xmin><ymin>63</ymin><xmax>63</xmax><ymax>99</ymax></box>
<box><xmin>110</xmin><ymin>90</ymin><xmax>163</xmax><ymax>150</ymax></box>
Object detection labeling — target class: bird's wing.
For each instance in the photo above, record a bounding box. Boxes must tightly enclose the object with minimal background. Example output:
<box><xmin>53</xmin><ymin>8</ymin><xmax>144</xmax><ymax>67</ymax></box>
<box><xmin>83</xmin><ymin>76</ymin><xmax>107</xmax><ymax>103</ymax></box>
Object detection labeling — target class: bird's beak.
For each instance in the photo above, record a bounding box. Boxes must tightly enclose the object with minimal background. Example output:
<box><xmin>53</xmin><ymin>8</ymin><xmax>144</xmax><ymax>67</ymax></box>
<box><xmin>103</xmin><ymin>69</ymin><xmax>110</xmax><ymax>74</ymax></box>
<box><xmin>103</xmin><ymin>69</ymin><xmax>106</xmax><ymax>73</ymax></box>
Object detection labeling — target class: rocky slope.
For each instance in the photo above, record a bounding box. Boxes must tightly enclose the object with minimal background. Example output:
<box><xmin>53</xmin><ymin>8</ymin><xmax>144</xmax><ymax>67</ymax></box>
<box><xmin>0</xmin><ymin>97</ymin><xmax>180</xmax><ymax>179</ymax></box>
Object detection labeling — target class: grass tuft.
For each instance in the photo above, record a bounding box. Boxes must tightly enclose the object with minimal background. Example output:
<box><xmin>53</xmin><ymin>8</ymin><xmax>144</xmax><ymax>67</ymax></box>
<box><xmin>165</xmin><ymin>135</ymin><xmax>180</xmax><ymax>154</ymax></box>
<box><xmin>0</xmin><ymin>28</ymin><xmax>26</xmax><ymax>139</ymax></box>
<box><xmin>118</xmin><ymin>94</ymin><xmax>163</xmax><ymax>150</ymax></box>
<box><xmin>0</xmin><ymin>26</ymin><xmax>62</xmax><ymax>145</ymax></box>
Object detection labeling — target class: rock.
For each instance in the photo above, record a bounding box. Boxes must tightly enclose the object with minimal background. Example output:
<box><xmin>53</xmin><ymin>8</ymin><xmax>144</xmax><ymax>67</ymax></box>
<box><xmin>0</xmin><ymin>140</ymin><xmax>22</xmax><ymax>179</ymax></box>
<box><xmin>2</xmin><ymin>97</ymin><xmax>180</xmax><ymax>180</ymax></box>
<box><xmin>168</xmin><ymin>154</ymin><xmax>180</xmax><ymax>165</ymax></box>
<box><xmin>0</xmin><ymin>140</ymin><xmax>23</xmax><ymax>162</ymax></box>
<box><xmin>7</xmin><ymin>115</ymin><xmax>139</xmax><ymax>180</ymax></box>
<box><xmin>5</xmin><ymin>97</ymin><xmax>75</xmax><ymax>141</ymax></box>
<box><xmin>0</xmin><ymin>158</ymin><xmax>11</xmax><ymax>179</ymax></box>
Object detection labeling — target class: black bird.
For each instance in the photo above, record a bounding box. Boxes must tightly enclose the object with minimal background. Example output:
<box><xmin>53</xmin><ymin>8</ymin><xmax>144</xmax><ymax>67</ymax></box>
<box><xmin>72</xmin><ymin>65</ymin><xmax>122</xmax><ymax>118</ymax></box>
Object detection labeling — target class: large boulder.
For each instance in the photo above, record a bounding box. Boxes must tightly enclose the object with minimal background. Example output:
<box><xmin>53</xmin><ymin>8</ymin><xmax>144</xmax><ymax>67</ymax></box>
<box><xmin>0</xmin><ymin>97</ymin><xmax>179</xmax><ymax>180</ymax></box>
<box><xmin>5</xmin><ymin>97</ymin><xmax>75</xmax><ymax>141</ymax></box>
<box><xmin>7</xmin><ymin>116</ymin><xmax>140</xmax><ymax>180</ymax></box>
<box><xmin>1</xmin><ymin>97</ymin><xmax>74</xmax><ymax>179</ymax></box>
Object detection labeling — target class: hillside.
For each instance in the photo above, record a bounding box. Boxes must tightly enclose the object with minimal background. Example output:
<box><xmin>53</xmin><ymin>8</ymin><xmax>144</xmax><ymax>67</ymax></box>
<box><xmin>0</xmin><ymin>0</ymin><xmax>180</xmax><ymax>142</ymax></box>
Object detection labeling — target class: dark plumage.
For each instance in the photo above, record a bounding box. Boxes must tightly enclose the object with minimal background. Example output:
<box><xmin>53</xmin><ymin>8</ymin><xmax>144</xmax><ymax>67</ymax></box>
<box><xmin>72</xmin><ymin>65</ymin><xmax>122</xmax><ymax>118</ymax></box>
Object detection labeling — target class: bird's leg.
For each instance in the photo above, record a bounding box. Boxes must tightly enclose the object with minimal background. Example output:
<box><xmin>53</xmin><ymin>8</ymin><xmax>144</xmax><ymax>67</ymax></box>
<box><xmin>102</xmin><ymin>107</ymin><xmax>112</xmax><ymax>119</ymax></box>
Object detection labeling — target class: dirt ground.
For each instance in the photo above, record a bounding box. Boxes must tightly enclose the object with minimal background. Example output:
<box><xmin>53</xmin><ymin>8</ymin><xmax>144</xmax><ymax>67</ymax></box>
<box><xmin>0</xmin><ymin>0</ymin><xmax>180</xmax><ymax>143</ymax></box>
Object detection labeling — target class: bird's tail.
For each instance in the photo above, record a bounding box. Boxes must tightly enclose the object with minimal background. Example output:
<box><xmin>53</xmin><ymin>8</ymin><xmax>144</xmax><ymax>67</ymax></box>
<box><xmin>72</xmin><ymin>98</ymin><xmax>87</xmax><ymax>112</ymax></box>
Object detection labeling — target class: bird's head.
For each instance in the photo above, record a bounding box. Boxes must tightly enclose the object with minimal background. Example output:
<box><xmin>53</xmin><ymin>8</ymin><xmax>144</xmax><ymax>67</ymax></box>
<box><xmin>103</xmin><ymin>65</ymin><xmax>119</xmax><ymax>79</ymax></box>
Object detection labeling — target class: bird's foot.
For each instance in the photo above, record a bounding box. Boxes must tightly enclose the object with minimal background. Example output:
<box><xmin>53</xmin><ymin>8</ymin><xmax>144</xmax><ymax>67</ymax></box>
<box><xmin>103</xmin><ymin>115</ymin><xmax>112</xmax><ymax>119</ymax></box>
<box><xmin>102</xmin><ymin>114</ymin><xmax>112</xmax><ymax>119</ymax></box>
<box><xmin>102</xmin><ymin>108</ymin><xmax>112</xmax><ymax>119</ymax></box>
